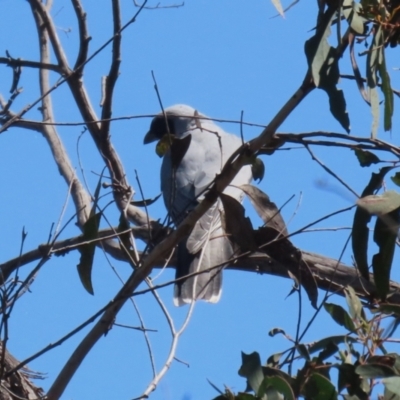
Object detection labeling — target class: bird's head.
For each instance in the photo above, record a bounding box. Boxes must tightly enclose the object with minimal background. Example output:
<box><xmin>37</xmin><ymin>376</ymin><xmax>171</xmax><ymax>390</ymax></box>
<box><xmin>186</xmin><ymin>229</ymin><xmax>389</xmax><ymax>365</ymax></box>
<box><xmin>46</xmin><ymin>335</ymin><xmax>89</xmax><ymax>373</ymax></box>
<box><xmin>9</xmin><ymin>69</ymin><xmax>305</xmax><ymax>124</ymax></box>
<box><xmin>143</xmin><ymin>104</ymin><xmax>202</xmax><ymax>144</ymax></box>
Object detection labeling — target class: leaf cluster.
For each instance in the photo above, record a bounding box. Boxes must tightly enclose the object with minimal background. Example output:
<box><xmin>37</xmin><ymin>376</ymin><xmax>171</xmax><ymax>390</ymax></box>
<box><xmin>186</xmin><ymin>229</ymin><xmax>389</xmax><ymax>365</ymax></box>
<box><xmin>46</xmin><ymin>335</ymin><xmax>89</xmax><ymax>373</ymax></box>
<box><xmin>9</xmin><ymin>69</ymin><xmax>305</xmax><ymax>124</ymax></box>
<box><xmin>213</xmin><ymin>287</ymin><xmax>400</xmax><ymax>400</ymax></box>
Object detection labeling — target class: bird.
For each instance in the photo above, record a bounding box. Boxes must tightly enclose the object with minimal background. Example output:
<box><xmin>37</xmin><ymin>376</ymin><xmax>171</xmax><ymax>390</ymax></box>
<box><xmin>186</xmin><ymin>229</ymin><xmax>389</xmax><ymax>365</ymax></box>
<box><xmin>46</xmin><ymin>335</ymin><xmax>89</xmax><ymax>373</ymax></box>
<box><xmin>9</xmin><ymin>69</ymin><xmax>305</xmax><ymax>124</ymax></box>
<box><xmin>144</xmin><ymin>104</ymin><xmax>253</xmax><ymax>305</ymax></box>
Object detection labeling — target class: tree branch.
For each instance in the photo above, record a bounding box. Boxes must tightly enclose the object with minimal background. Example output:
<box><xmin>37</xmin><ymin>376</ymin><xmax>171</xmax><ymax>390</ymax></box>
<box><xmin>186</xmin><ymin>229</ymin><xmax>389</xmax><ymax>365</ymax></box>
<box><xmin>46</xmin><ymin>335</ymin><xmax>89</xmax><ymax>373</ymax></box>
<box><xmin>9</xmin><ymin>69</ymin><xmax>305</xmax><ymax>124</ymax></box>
<box><xmin>29</xmin><ymin>2</ymin><xmax>91</xmax><ymax>227</ymax></box>
<box><xmin>71</xmin><ymin>0</ymin><xmax>90</xmax><ymax>73</ymax></box>
<box><xmin>2</xmin><ymin>227</ymin><xmax>399</xmax><ymax>305</ymax></box>
<box><xmin>0</xmin><ymin>57</ymin><xmax>61</xmax><ymax>73</ymax></box>
<box><xmin>27</xmin><ymin>0</ymin><xmax>152</xmax><ymax>229</ymax></box>
<box><xmin>100</xmin><ymin>0</ymin><xmax>122</xmax><ymax>136</ymax></box>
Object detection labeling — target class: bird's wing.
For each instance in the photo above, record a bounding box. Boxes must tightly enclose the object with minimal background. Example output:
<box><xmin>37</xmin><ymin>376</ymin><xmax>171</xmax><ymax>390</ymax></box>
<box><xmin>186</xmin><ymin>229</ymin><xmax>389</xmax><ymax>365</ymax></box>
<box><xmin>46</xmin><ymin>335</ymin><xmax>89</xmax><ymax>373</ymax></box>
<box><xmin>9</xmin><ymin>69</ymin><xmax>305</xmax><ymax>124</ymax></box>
<box><xmin>160</xmin><ymin>113</ymin><xmax>253</xmax><ymax>305</ymax></box>
<box><xmin>186</xmin><ymin>130</ymin><xmax>252</xmax><ymax>250</ymax></box>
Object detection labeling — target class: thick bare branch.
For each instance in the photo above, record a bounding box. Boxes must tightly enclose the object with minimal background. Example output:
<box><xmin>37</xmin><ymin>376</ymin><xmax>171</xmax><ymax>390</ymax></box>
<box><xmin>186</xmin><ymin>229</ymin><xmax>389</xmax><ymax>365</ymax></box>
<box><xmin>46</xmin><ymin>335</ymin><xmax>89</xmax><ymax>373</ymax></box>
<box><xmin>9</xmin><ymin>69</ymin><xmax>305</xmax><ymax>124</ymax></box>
<box><xmin>27</xmin><ymin>0</ymin><xmax>151</xmax><ymax>227</ymax></box>
<box><xmin>3</xmin><ymin>225</ymin><xmax>399</xmax><ymax>305</ymax></box>
<box><xmin>29</xmin><ymin>2</ymin><xmax>91</xmax><ymax>227</ymax></box>
<box><xmin>71</xmin><ymin>0</ymin><xmax>90</xmax><ymax>73</ymax></box>
<box><xmin>28</xmin><ymin>0</ymin><xmax>71</xmax><ymax>75</ymax></box>
<box><xmin>100</xmin><ymin>0</ymin><xmax>122</xmax><ymax>136</ymax></box>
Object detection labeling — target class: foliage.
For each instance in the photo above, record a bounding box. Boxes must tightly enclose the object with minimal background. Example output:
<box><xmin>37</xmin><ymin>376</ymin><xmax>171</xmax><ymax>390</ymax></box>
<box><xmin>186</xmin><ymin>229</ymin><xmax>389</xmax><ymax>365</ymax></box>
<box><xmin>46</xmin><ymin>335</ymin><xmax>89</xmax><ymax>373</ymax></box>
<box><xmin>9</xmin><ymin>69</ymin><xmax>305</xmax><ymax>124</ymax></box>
<box><xmin>213</xmin><ymin>287</ymin><xmax>400</xmax><ymax>400</ymax></box>
<box><xmin>210</xmin><ymin>1</ymin><xmax>400</xmax><ymax>399</ymax></box>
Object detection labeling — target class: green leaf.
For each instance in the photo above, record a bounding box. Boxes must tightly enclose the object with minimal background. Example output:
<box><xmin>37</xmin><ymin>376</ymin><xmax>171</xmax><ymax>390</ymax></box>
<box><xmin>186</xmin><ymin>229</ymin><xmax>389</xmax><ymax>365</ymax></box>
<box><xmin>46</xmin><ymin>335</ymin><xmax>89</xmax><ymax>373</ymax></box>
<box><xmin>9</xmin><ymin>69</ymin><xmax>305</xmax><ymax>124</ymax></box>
<box><xmin>297</xmin><ymin>344</ymin><xmax>310</xmax><ymax>360</ymax></box>
<box><xmin>304</xmin><ymin>372</ymin><xmax>338</xmax><ymax>400</ymax></box>
<box><xmin>391</xmin><ymin>173</ymin><xmax>400</xmax><ymax>187</ymax></box>
<box><xmin>384</xmin><ymin>387</ymin><xmax>400</xmax><ymax>400</ymax></box>
<box><xmin>369</xmin><ymin>86</ymin><xmax>380</xmax><ymax>139</ymax></box>
<box><xmin>266</xmin><ymin>353</ymin><xmax>282</xmax><ymax>367</ymax></box>
<box><xmin>77</xmin><ymin>212</ymin><xmax>101</xmax><ymax>295</ymax></box>
<box><xmin>352</xmin><ymin>167</ymin><xmax>393</xmax><ymax>280</ymax></box>
<box><xmin>317</xmin><ymin>341</ymin><xmax>339</xmax><ymax>362</ymax></box>
<box><xmin>372</xmin><ymin>209</ymin><xmax>400</xmax><ymax>300</ymax></box>
<box><xmin>240</xmin><ymin>184</ymin><xmax>288</xmax><ymax>236</ymax></box>
<box><xmin>117</xmin><ymin>213</ymin><xmax>139</xmax><ymax>267</ymax></box>
<box><xmin>91</xmin><ymin>171</ymin><xmax>103</xmax><ymax>216</ymax></box>
<box><xmin>349</xmin><ymin>30</ymin><xmax>369</xmax><ymax>104</ymax></box>
<box><xmin>253</xmin><ymin>226</ymin><xmax>318</xmax><ymax>308</ymax></box>
<box><xmin>379</xmin><ymin>303</ymin><xmax>400</xmax><ymax>317</ymax></box>
<box><xmin>220</xmin><ymin>193</ymin><xmax>257</xmax><ymax>252</ymax></box>
<box><xmin>324</xmin><ymin>303</ymin><xmax>356</xmax><ymax>331</ymax></box>
<box><xmin>345</xmin><ymin>286</ymin><xmax>364</xmax><ymax>321</ymax></box>
<box><xmin>353</xmin><ymin>148</ymin><xmax>381</xmax><ymax>167</ymax></box>
<box><xmin>238</xmin><ymin>352</ymin><xmax>264</xmax><ymax>394</ymax></box>
<box><xmin>323</xmin><ymin>79</ymin><xmax>351</xmax><ymax>133</ymax></box>
<box><xmin>258</xmin><ymin>375</ymin><xmax>295</xmax><ymax>400</ymax></box>
<box><xmin>366</xmin><ymin>26</ymin><xmax>383</xmax><ymax>138</ymax></box>
<box><xmin>335</xmin><ymin>363</ymin><xmax>369</xmax><ymax>400</ymax></box>
<box><xmin>76</xmin><ymin>173</ymin><xmax>104</xmax><ymax>295</ymax></box>
<box><xmin>352</xmin><ymin>206</ymin><xmax>371</xmax><ymax>281</ymax></box>
<box><xmin>304</xmin><ymin>10</ymin><xmax>350</xmax><ymax>132</ymax></box>
<box><xmin>342</xmin><ymin>0</ymin><xmax>367</xmax><ymax>34</ymax></box>
<box><xmin>383</xmin><ymin>377</ymin><xmax>400</xmax><ymax>396</ymax></box>
<box><xmin>356</xmin><ymin>363</ymin><xmax>397</xmax><ymax>378</ymax></box>
<box><xmin>236</xmin><ymin>394</ymin><xmax>257</xmax><ymax>400</ymax></box>
<box><xmin>378</xmin><ymin>46</ymin><xmax>393</xmax><ymax>132</ymax></box>
<box><xmin>213</xmin><ymin>391</ymin><xmax>256</xmax><ymax>400</ymax></box>
<box><xmin>308</xmin><ymin>335</ymin><xmax>357</xmax><ymax>354</ymax></box>
<box><xmin>357</xmin><ymin>190</ymin><xmax>400</xmax><ymax>216</ymax></box>
<box><xmin>130</xmin><ymin>193</ymin><xmax>162</xmax><ymax>207</ymax></box>
<box><xmin>390</xmin><ymin>353</ymin><xmax>400</xmax><ymax>373</ymax></box>
<box><xmin>305</xmin><ymin>12</ymin><xmax>334</xmax><ymax>88</ymax></box>
<box><xmin>268</xmin><ymin>328</ymin><xmax>287</xmax><ymax>337</ymax></box>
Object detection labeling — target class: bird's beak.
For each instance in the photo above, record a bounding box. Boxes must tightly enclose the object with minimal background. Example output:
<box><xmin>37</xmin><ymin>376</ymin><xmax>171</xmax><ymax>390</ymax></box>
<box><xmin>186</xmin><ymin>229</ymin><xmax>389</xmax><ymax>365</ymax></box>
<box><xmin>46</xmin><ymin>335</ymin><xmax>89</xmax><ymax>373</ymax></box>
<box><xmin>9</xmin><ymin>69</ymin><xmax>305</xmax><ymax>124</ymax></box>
<box><xmin>143</xmin><ymin>130</ymin><xmax>158</xmax><ymax>144</ymax></box>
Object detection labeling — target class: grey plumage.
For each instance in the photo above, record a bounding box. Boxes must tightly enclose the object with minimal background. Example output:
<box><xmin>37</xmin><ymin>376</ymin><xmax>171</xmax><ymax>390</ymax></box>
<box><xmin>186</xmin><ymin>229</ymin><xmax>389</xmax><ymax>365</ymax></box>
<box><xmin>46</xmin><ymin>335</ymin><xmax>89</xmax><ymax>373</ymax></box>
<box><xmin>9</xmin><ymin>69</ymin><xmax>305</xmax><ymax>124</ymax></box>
<box><xmin>144</xmin><ymin>104</ymin><xmax>252</xmax><ymax>305</ymax></box>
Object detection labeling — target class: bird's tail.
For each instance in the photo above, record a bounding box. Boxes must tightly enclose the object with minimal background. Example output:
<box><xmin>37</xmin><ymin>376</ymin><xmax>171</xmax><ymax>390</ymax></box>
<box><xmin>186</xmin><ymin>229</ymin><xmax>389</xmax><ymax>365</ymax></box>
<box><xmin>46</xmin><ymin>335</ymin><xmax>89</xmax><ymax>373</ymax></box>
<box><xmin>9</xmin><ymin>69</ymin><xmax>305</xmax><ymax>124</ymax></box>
<box><xmin>173</xmin><ymin>235</ymin><xmax>232</xmax><ymax>306</ymax></box>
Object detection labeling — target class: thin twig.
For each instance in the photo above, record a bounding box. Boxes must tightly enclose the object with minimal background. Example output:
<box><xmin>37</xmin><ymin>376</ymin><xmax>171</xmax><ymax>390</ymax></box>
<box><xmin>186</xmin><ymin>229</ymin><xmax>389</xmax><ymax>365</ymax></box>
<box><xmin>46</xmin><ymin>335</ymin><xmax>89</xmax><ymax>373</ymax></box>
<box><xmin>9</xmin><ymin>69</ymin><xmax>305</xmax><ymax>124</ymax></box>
<box><xmin>133</xmin><ymin>0</ymin><xmax>184</xmax><ymax>9</ymax></box>
<box><xmin>140</xmin><ymin>278</ymin><xmax>195</xmax><ymax>398</ymax></box>
<box><xmin>101</xmin><ymin>249</ymin><xmax>157</xmax><ymax>378</ymax></box>
<box><xmin>304</xmin><ymin>143</ymin><xmax>359</xmax><ymax>198</ymax></box>
<box><xmin>0</xmin><ymin>57</ymin><xmax>61</xmax><ymax>73</ymax></box>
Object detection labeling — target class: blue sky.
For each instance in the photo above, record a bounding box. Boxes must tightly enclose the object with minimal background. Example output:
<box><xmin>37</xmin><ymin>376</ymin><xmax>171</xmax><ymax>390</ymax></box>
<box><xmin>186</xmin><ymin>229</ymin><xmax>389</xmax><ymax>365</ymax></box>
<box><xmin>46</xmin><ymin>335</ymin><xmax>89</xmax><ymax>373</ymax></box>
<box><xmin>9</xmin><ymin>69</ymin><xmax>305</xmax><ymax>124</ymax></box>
<box><xmin>1</xmin><ymin>1</ymin><xmax>400</xmax><ymax>399</ymax></box>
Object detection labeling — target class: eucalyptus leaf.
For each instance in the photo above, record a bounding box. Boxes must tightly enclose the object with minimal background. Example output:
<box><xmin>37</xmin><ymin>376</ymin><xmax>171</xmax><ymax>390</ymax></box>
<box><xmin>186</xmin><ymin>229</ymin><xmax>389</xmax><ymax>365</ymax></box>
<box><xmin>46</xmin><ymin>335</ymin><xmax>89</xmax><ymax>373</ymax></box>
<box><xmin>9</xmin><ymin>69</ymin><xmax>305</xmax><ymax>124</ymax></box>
<box><xmin>76</xmin><ymin>173</ymin><xmax>104</xmax><ymax>295</ymax></box>
<box><xmin>304</xmin><ymin>372</ymin><xmax>338</xmax><ymax>400</ymax></box>
<box><xmin>324</xmin><ymin>303</ymin><xmax>356</xmax><ymax>331</ymax></box>
<box><xmin>240</xmin><ymin>184</ymin><xmax>288</xmax><ymax>235</ymax></box>
<box><xmin>352</xmin><ymin>167</ymin><xmax>393</xmax><ymax>280</ymax></box>
<box><xmin>342</xmin><ymin>0</ymin><xmax>367</xmax><ymax>34</ymax></box>
<box><xmin>238</xmin><ymin>352</ymin><xmax>264</xmax><ymax>395</ymax></box>
<box><xmin>356</xmin><ymin>363</ymin><xmax>396</xmax><ymax>378</ymax></box>
<box><xmin>345</xmin><ymin>286</ymin><xmax>364</xmax><ymax>321</ymax></box>
<box><xmin>391</xmin><ymin>173</ymin><xmax>400</xmax><ymax>187</ymax></box>
<box><xmin>357</xmin><ymin>190</ymin><xmax>400</xmax><ymax>216</ymax></box>
<box><xmin>383</xmin><ymin>376</ymin><xmax>400</xmax><ymax>396</ymax></box>
<box><xmin>372</xmin><ymin>209</ymin><xmax>400</xmax><ymax>300</ymax></box>
<box><xmin>378</xmin><ymin>47</ymin><xmax>394</xmax><ymax>132</ymax></box>
<box><xmin>353</xmin><ymin>148</ymin><xmax>380</xmax><ymax>167</ymax></box>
